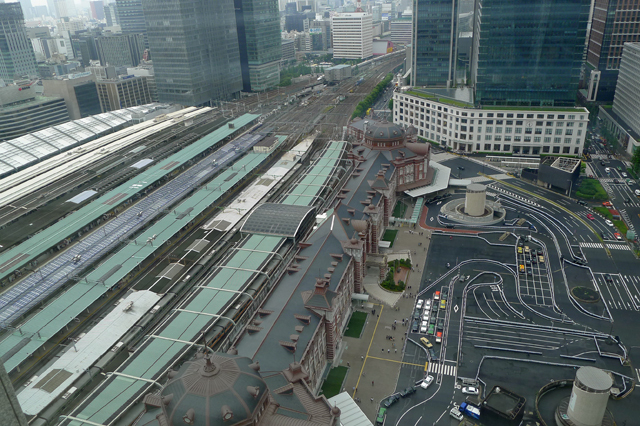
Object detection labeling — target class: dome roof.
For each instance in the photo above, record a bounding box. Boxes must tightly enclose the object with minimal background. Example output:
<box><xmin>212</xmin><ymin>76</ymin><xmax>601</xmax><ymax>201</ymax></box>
<box><xmin>363</xmin><ymin>120</ymin><xmax>405</xmax><ymax>140</ymax></box>
<box><xmin>162</xmin><ymin>353</ymin><xmax>268</xmax><ymax>426</ymax></box>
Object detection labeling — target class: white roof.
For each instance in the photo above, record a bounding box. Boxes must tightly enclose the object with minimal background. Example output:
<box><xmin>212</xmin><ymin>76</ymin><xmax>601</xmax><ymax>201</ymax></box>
<box><xmin>17</xmin><ymin>290</ymin><xmax>161</xmax><ymax>416</ymax></box>
<box><xmin>202</xmin><ymin>137</ymin><xmax>311</xmax><ymax>231</ymax></box>
<box><xmin>405</xmin><ymin>161</ymin><xmax>452</xmax><ymax>197</ymax></box>
<box><xmin>327</xmin><ymin>392</ymin><xmax>373</xmax><ymax>426</ymax></box>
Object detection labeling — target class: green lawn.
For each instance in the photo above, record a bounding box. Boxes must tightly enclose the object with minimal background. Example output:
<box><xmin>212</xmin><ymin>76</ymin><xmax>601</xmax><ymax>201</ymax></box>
<box><xmin>576</xmin><ymin>179</ymin><xmax>608</xmax><ymax>200</ymax></box>
<box><xmin>344</xmin><ymin>311</ymin><xmax>367</xmax><ymax>338</ymax></box>
<box><xmin>392</xmin><ymin>201</ymin><xmax>407</xmax><ymax>218</ymax></box>
<box><xmin>321</xmin><ymin>366</ymin><xmax>349</xmax><ymax>399</ymax></box>
<box><xmin>613</xmin><ymin>220</ymin><xmax>628</xmax><ymax>235</ymax></box>
<box><xmin>593</xmin><ymin>206</ymin><xmax>612</xmax><ymax>220</ymax></box>
<box><xmin>382</xmin><ymin>229</ymin><xmax>398</xmax><ymax>247</ymax></box>
<box><xmin>481</xmin><ymin>105</ymin><xmax>584</xmax><ymax>112</ymax></box>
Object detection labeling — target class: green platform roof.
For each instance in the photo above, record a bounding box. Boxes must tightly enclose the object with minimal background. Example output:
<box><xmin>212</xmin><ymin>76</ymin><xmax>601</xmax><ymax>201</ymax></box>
<box><xmin>0</xmin><ymin>114</ymin><xmax>260</xmax><ymax>283</ymax></box>
<box><xmin>0</xmin><ymin>138</ymin><xmax>281</xmax><ymax>373</ymax></box>
<box><xmin>65</xmin><ymin>138</ymin><xmax>341</xmax><ymax>426</ymax></box>
<box><xmin>281</xmin><ymin>141</ymin><xmax>347</xmax><ymax>206</ymax></box>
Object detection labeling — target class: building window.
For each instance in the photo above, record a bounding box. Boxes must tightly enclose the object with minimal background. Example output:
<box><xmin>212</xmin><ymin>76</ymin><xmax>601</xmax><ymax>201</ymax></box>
<box><xmin>534</xmin><ymin>137</ymin><xmax>541</xmax><ymax>143</ymax></box>
<box><xmin>545</xmin><ymin>128</ymin><xmax>553</xmax><ymax>135</ymax></box>
<box><xmin>544</xmin><ymin>137</ymin><xmax>551</xmax><ymax>143</ymax></box>
<box><xmin>542</xmin><ymin>146</ymin><xmax>550</xmax><ymax>153</ymax></box>
<box><xmin>563</xmin><ymin>146</ymin><xmax>570</xmax><ymax>154</ymax></box>
<box><xmin>546</xmin><ymin>121</ymin><xmax>553</xmax><ymax>127</ymax></box>
<box><xmin>485</xmin><ymin>135</ymin><xmax>492</xmax><ymax>141</ymax></box>
<box><xmin>486</xmin><ymin>127</ymin><xmax>492</xmax><ymax>133</ymax></box>
<box><xmin>553</xmin><ymin>146</ymin><xmax>560</xmax><ymax>153</ymax></box>
<box><xmin>517</xmin><ymin>114</ymin><xmax>524</xmax><ymax>118</ymax></box>
<box><xmin>503</xmin><ymin>144</ymin><xmax>511</xmax><ymax>151</ymax></box>
<box><xmin>554</xmin><ymin>137</ymin><xmax>561</xmax><ymax>143</ymax></box>
<box><xmin>579</xmin><ymin>122</ymin><xmax>584</xmax><ymax>127</ymax></box>
<box><xmin>536</xmin><ymin>121</ymin><xmax>543</xmax><ymax>127</ymax></box>
<box><xmin>565</xmin><ymin>129</ymin><xmax>573</xmax><ymax>135</ymax></box>
<box><xmin>564</xmin><ymin>138</ymin><xmax>571</xmax><ymax>144</ymax></box>
<box><xmin>484</xmin><ymin>143</ymin><xmax>491</xmax><ymax>150</ymax></box>
<box><xmin>556</xmin><ymin>122</ymin><xmax>563</xmax><ymax>127</ymax></box>
<box><xmin>525</xmin><ymin>128</ymin><xmax>532</xmax><ymax>134</ymax></box>
<box><xmin>574</xmin><ymin>147</ymin><xmax>579</xmax><ymax>154</ymax></box>
<box><xmin>495</xmin><ymin>136</ymin><xmax>502</xmax><ymax>141</ymax></box>
<box><xmin>514</xmin><ymin>136</ymin><xmax>521</xmax><ymax>142</ymax></box>
<box><xmin>566</xmin><ymin>122</ymin><xmax>574</xmax><ymax>127</ymax></box>
<box><xmin>555</xmin><ymin>129</ymin><xmax>563</xmax><ymax>135</ymax></box>
<box><xmin>527</xmin><ymin>114</ymin><xmax>534</xmax><ymax>118</ymax></box>
<box><xmin>493</xmin><ymin>144</ymin><xmax>501</xmax><ymax>151</ymax></box>
<box><xmin>558</xmin><ymin>115</ymin><xmax>565</xmax><ymax>119</ymax></box>
<box><xmin>515</xmin><ymin>128</ymin><xmax>522</xmax><ymax>134</ymax></box>
<box><xmin>547</xmin><ymin>114</ymin><xmax>554</xmax><ymax>119</ymax></box>
<box><xmin>576</xmin><ymin>139</ymin><xmax>581</xmax><ymax>144</ymax></box>
<box><xmin>495</xmin><ymin>127</ymin><xmax>502</xmax><ymax>134</ymax></box>
<box><xmin>535</xmin><ymin>128</ymin><xmax>542</xmax><ymax>134</ymax></box>
<box><xmin>505</xmin><ymin>127</ymin><xmax>512</xmax><ymax>133</ymax></box>
<box><xmin>524</xmin><ymin>136</ymin><xmax>531</xmax><ymax>142</ymax></box>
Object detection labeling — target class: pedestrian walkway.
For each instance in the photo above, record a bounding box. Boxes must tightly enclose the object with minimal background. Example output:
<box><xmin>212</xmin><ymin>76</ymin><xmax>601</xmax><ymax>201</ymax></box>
<box><xmin>427</xmin><ymin>363</ymin><xmax>457</xmax><ymax>377</ymax></box>
<box><xmin>579</xmin><ymin>242</ymin><xmax>630</xmax><ymax>251</ymax></box>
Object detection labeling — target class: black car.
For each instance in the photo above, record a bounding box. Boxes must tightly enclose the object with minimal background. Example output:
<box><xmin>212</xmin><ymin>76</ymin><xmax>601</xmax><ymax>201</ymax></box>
<box><xmin>601</xmin><ymin>161</ymin><xmax>606</xmax><ymax>166</ymax></box>
<box><xmin>613</xmin><ymin>178</ymin><xmax>620</xmax><ymax>184</ymax></box>
<box><xmin>412</xmin><ymin>320</ymin><xmax>419</xmax><ymax>332</ymax></box>
<box><xmin>604</xmin><ymin>274</ymin><xmax>613</xmax><ymax>283</ymax></box>
<box><xmin>383</xmin><ymin>394</ymin><xmax>400</xmax><ymax>408</ymax></box>
<box><xmin>400</xmin><ymin>386</ymin><xmax>417</xmax><ymax>398</ymax></box>
<box><xmin>437</xmin><ymin>318</ymin><xmax>445</xmax><ymax>330</ymax></box>
<box><xmin>527</xmin><ymin>269</ymin><xmax>533</xmax><ymax>276</ymax></box>
<box><xmin>429</xmin><ymin>316</ymin><xmax>437</xmax><ymax>325</ymax></box>
<box><xmin>428</xmin><ymin>348</ymin><xmax>438</xmax><ymax>361</ymax></box>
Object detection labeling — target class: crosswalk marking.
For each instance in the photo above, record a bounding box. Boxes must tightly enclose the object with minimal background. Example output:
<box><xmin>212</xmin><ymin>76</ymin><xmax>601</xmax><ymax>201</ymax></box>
<box><xmin>488</xmin><ymin>185</ymin><xmax>542</xmax><ymax>208</ymax></box>
<box><xmin>427</xmin><ymin>363</ymin><xmax>457</xmax><ymax>377</ymax></box>
<box><xmin>579</xmin><ymin>242</ymin><xmax>630</xmax><ymax>251</ymax></box>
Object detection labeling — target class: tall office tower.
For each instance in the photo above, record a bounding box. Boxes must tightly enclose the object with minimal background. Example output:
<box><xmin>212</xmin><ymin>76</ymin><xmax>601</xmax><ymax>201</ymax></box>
<box><xmin>104</xmin><ymin>3</ymin><xmax>118</xmax><ymax>26</ymax></box>
<box><xmin>471</xmin><ymin>0</ymin><xmax>590</xmax><ymax>106</ymax></box>
<box><xmin>0</xmin><ymin>3</ymin><xmax>38</xmax><ymax>82</ymax></box>
<box><xmin>53</xmin><ymin>0</ymin><xmax>76</xmax><ymax>18</ymax></box>
<box><xmin>142</xmin><ymin>0</ymin><xmax>243</xmax><ymax>105</ymax></box>
<box><xmin>234</xmin><ymin>0</ymin><xmax>281</xmax><ymax>92</ymax></box>
<box><xmin>90</xmin><ymin>0</ymin><xmax>105</xmax><ymax>20</ymax></box>
<box><xmin>332</xmin><ymin>13</ymin><xmax>373</xmax><ymax>59</ymax></box>
<box><xmin>411</xmin><ymin>0</ymin><xmax>457</xmax><ymax>87</ymax></box>
<box><xmin>585</xmin><ymin>0</ymin><xmax>640</xmax><ymax>102</ymax></box>
<box><xmin>115</xmin><ymin>0</ymin><xmax>147</xmax><ymax>46</ymax></box>
<box><xmin>95</xmin><ymin>33</ymin><xmax>145</xmax><ymax>66</ymax></box>
<box><xmin>610</xmin><ymin>43</ymin><xmax>640</xmax><ymax>146</ymax></box>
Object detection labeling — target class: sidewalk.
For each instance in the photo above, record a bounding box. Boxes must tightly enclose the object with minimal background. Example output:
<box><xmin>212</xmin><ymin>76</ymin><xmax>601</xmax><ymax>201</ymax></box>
<box><xmin>336</xmin><ymin>221</ymin><xmax>434</xmax><ymax>421</ymax></box>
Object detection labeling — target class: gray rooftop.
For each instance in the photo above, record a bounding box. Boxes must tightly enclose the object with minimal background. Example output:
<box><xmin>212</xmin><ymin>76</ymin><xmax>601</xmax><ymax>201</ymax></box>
<box><xmin>241</xmin><ymin>203</ymin><xmax>316</xmax><ymax>238</ymax></box>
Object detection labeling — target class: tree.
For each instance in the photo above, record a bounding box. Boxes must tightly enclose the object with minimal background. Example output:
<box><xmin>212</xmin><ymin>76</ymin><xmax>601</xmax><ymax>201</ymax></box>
<box><xmin>388</xmin><ymin>99</ymin><xmax>393</xmax><ymax>111</ymax></box>
<box><xmin>632</xmin><ymin>146</ymin><xmax>640</xmax><ymax>173</ymax></box>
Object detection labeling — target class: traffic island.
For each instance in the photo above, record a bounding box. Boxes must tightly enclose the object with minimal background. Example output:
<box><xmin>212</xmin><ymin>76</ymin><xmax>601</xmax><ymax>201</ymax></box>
<box><xmin>571</xmin><ymin>286</ymin><xmax>601</xmax><ymax>303</ymax></box>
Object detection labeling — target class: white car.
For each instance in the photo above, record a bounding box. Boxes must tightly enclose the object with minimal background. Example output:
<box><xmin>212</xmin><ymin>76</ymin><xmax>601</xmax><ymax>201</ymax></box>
<box><xmin>622</xmin><ymin>172</ymin><xmax>628</xmax><ymax>178</ymax></box>
<box><xmin>420</xmin><ymin>324</ymin><xmax>428</xmax><ymax>333</ymax></box>
<box><xmin>605</xmin><ymin>167</ymin><xmax>611</xmax><ymax>174</ymax></box>
<box><xmin>422</xmin><ymin>313</ymin><xmax>429</xmax><ymax>321</ymax></box>
<box><xmin>450</xmin><ymin>406</ymin><xmax>463</xmax><ymax>421</ymax></box>
<box><xmin>419</xmin><ymin>375</ymin><xmax>434</xmax><ymax>389</ymax></box>
<box><xmin>605</xmin><ymin>219</ymin><xmax>614</xmax><ymax>227</ymax></box>
<box><xmin>462</xmin><ymin>386</ymin><xmax>479</xmax><ymax>395</ymax></box>
<box><xmin>416</xmin><ymin>299</ymin><xmax>424</xmax><ymax>310</ymax></box>
<box><xmin>636</xmin><ymin>189</ymin><xmax>640</xmax><ymax>196</ymax></box>
<box><xmin>421</xmin><ymin>320</ymin><xmax>428</xmax><ymax>328</ymax></box>
<box><xmin>424</xmin><ymin>300</ymin><xmax>432</xmax><ymax>309</ymax></box>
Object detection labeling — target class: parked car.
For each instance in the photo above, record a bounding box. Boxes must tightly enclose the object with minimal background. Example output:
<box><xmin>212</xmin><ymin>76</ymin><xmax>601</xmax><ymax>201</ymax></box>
<box><xmin>412</xmin><ymin>320</ymin><xmax>419</xmax><ymax>332</ymax></box>
<box><xmin>400</xmin><ymin>386</ymin><xmax>416</xmax><ymax>398</ymax></box>
<box><xmin>622</xmin><ymin>172</ymin><xmax>628</xmax><ymax>178</ymax></box>
<box><xmin>416</xmin><ymin>299</ymin><xmax>424</xmax><ymax>310</ymax></box>
<box><xmin>450</xmin><ymin>406</ymin><xmax>464</xmax><ymax>421</ymax></box>
<box><xmin>376</xmin><ymin>407</ymin><xmax>387</xmax><ymax>425</ymax></box>
<box><xmin>462</xmin><ymin>386</ymin><xmax>479</xmax><ymax>395</ymax></box>
<box><xmin>604</xmin><ymin>274</ymin><xmax>613</xmax><ymax>283</ymax></box>
<box><xmin>614</xmin><ymin>232</ymin><xmax>623</xmax><ymax>240</ymax></box>
<box><xmin>383</xmin><ymin>394</ymin><xmax>400</xmax><ymax>408</ymax></box>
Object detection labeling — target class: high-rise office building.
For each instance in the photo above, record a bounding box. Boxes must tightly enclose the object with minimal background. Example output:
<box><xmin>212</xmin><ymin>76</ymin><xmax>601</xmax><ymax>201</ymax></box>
<box><xmin>142</xmin><ymin>0</ymin><xmax>242</xmax><ymax>105</ymax></box>
<box><xmin>96</xmin><ymin>75</ymin><xmax>152</xmax><ymax>111</ymax></box>
<box><xmin>411</xmin><ymin>0</ymin><xmax>457</xmax><ymax>87</ymax></box>
<box><xmin>600</xmin><ymin>42</ymin><xmax>640</xmax><ymax>155</ymax></box>
<box><xmin>0</xmin><ymin>361</ymin><xmax>26</xmax><ymax>426</ymax></box>
<box><xmin>0</xmin><ymin>3</ymin><xmax>38</xmax><ymax>83</ymax></box>
<box><xmin>115</xmin><ymin>0</ymin><xmax>147</xmax><ymax>46</ymax></box>
<box><xmin>332</xmin><ymin>13</ymin><xmax>373</xmax><ymax>59</ymax></box>
<box><xmin>234</xmin><ymin>0</ymin><xmax>281</xmax><ymax>92</ymax></box>
<box><xmin>53</xmin><ymin>0</ymin><xmax>76</xmax><ymax>18</ymax></box>
<box><xmin>585</xmin><ymin>0</ymin><xmax>640</xmax><ymax>102</ymax></box>
<box><xmin>90</xmin><ymin>0</ymin><xmax>105</xmax><ymax>20</ymax></box>
<box><xmin>471</xmin><ymin>0</ymin><xmax>590</xmax><ymax>106</ymax></box>
<box><xmin>42</xmin><ymin>72</ymin><xmax>102</xmax><ymax>119</ymax></box>
<box><xmin>104</xmin><ymin>3</ymin><xmax>118</xmax><ymax>26</ymax></box>
<box><xmin>95</xmin><ymin>33</ymin><xmax>144</xmax><ymax>67</ymax></box>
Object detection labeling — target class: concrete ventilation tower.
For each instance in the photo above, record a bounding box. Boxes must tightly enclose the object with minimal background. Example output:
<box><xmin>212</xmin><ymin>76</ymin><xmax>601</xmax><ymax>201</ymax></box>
<box><xmin>556</xmin><ymin>366</ymin><xmax>615</xmax><ymax>426</ymax></box>
<box><xmin>464</xmin><ymin>183</ymin><xmax>486</xmax><ymax>217</ymax></box>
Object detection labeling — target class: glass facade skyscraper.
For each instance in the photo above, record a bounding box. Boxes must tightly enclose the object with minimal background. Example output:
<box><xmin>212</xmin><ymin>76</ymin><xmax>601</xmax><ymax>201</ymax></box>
<box><xmin>585</xmin><ymin>0</ymin><xmax>640</xmax><ymax>102</ymax></box>
<box><xmin>234</xmin><ymin>0</ymin><xmax>281</xmax><ymax>92</ymax></box>
<box><xmin>142</xmin><ymin>0</ymin><xmax>242</xmax><ymax>106</ymax></box>
<box><xmin>115</xmin><ymin>0</ymin><xmax>148</xmax><ymax>47</ymax></box>
<box><xmin>0</xmin><ymin>3</ymin><xmax>37</xmax><ymax>83</ymax></box>
<box><xmin>472</xmin><ymin>0</ymin><xmax>590</xmax><ymax>106</ymax></box>
<box><xmin>411</xmin><ymin>0</ymin><xmax>457</xmax><ymax>87</ymax></box>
